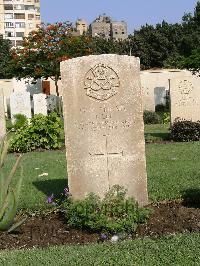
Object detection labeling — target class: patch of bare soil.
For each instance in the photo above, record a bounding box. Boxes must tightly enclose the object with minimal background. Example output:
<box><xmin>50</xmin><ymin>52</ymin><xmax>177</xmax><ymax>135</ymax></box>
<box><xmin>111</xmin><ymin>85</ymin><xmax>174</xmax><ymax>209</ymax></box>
<box><xmin>0</xmin><ymin>201</ymin><xmax>200</xmax><ymax>250</ymax></box>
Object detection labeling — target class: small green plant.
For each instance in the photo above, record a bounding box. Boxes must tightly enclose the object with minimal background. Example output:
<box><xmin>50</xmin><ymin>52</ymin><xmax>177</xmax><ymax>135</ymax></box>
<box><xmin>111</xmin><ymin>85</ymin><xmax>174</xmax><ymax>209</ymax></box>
<box><xmin>162</xmin><ymin>112</ymin><xmax>170</xmax><ymax>124</ymax></box>
<box><xmin>13</xmin><ymin>114</ymin><xmax>28</xmax><ymax>131</ymax></box>
<box><xmin>171</xmin><ymin>120</ymin><xmax>200</xmax><ymax>142</ymax></box>
<box><xmin>0</xmin><ymin>138</ymin><xmax>25</xmax><ymax>232</ymax></box>
<box><xmin>143</xmin><ymin>111</ymin><xmax>161</xmax><ymax>124</ymax></box>
<box><xmin>6</xmin><ymin>118</ymin><xmax>13</xmax><ymax>131</ymax></box>
<box><xmin>62</xmin><ymin>185</ymin><xmax>150</xmax><ymax>234</ymax></box>
<box><xmin>10</xmin><ymin>112</ymin><xmax>64</xmax><ymax>153</ymax></box>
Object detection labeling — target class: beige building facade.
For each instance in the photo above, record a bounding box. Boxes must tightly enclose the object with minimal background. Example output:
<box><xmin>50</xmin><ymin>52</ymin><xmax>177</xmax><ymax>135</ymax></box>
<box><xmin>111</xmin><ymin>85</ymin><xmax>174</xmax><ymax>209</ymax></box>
<box><xmin>75</xmin><ymin>19</ymin><xmax>88</xmax><ymax>35</ymax></box>
<box><xmin>89</xmin><ymin>14</ymin><xmax>128</xmax><ymax>41</ymax></box>
<box><xmin>0</xmin><ymin>0</ymin><xmax>41</xmax><ymax>46</ymax></box>
<box><xmin>111</xmin><ymin>21</ymin><xmax>127</xmax><ymax>41</ymax></box>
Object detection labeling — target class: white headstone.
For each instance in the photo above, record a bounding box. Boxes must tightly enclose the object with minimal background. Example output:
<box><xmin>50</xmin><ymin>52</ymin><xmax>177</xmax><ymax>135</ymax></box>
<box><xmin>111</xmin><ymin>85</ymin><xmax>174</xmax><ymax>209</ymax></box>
<box><xmin>10</xmin><ymin>91</ymin><xmax>32</xmax><ymax>121</ymax></box>
<box><xmin>33</xmin><ymin>93</ymin><xmax>48</xmax><ymax>115</ymax></box>
<box><xmin>0</xmin><ymin>88</ymin><xmax>6</xmax><ymax>139</ymax></box>
<box><xmin>171</xmin><ymin>77</ymin><xmax>200</xmax><ymax>122</ymax></box>
<box><xmin>13</xmin><ymin>78</ymin><xmax>27</xmax><ymax>92</ymax></box>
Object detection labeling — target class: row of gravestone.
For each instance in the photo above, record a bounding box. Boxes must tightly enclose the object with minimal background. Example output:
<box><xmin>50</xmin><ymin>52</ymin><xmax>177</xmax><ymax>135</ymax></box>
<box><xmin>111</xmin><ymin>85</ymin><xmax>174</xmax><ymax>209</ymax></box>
<box><xmin>2</xmin><ymin>79</ymin><xmax>198</xmax><ymax>125</ymax></box>
<box><xmin>0</xmin><ymin>90</ymin><xmax>60</xmax><ymax>137</ymax></box>
<box><xmin>9</xmin><ymin>92</ymin><xmax>61</xmax><ymax>121</ymax></box>
<box><xmin>1</xmin><ymin>54</ymin><xmax>200</xmax><ymax>206</ymax></box>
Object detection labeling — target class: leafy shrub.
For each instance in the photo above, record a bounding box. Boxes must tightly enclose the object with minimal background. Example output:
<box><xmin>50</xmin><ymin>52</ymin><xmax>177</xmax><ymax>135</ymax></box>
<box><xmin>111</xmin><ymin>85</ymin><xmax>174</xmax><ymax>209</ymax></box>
<box><xmin>143</xmin><ymin>111</ymin><xmax>161</xmax><ymax>124</ymax></box>
<box><xmin>13</xmin><ymin>114</ymin><xmax>28</xmax><ymax>131</ymax></box>
<box><xmin>162</xmin><ymin>112</ymin><xmax>170</xmax><ymax>124</ymax></box>
<box><xmin>62</xmin><ymin>185</ymin><xmax>150</xmax><ymax>234</ymax></box>
<box><xmin>10</xmin><ymin>112</ymin><xmax>63</xmax><ymax>153</ymax></box>
<box><xmin>171</xmin><ymin>120</ymin><xmax>200</xmax><ymax>142</ymax></box>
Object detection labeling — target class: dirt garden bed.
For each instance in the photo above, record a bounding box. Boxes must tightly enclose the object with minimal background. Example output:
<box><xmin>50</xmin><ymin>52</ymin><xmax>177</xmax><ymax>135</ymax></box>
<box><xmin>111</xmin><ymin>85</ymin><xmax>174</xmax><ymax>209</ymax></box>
<box><xmin>0</xmin><ymin>200</ymin><xmax>200</xmax><ymax>251</ymax></box>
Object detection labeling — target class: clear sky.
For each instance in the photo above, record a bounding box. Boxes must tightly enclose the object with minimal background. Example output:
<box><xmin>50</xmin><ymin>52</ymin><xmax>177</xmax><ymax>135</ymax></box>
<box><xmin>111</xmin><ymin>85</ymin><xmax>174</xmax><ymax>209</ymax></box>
<box><xmin>41</xmin><ymin>0</ymin><xmax>199</xmax><ymax>33</ymax></box>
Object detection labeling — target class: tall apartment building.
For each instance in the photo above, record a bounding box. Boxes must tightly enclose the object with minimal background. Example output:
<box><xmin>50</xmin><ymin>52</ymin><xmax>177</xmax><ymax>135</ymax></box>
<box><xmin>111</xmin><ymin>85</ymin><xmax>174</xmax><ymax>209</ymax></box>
<box><xmin>89</xmin><ymin>15</ymin><xmax>111</xmax><ymax>39</ymax></box>
<box><xmin>76</xmin><ymin>19</ymin><xmax>88</xmax><ymax>35</ymax></box>
<box><xmin>89</xmin><ymin>14</ymin><xmax>128</xmax><ymax>41</ymax></box>
<box><xmin>0</xmin><ymin>0</ymin><xmax>41</xmax><ymax>46</ymax></box>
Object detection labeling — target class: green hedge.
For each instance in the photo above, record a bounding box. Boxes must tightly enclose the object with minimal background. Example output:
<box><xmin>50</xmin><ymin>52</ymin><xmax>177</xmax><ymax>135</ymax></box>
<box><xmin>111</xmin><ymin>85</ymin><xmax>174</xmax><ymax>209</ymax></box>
<box><xmin>171</xmin><ymin>120</ymin><xmax>200</xmax><ymax>142</ymax></box>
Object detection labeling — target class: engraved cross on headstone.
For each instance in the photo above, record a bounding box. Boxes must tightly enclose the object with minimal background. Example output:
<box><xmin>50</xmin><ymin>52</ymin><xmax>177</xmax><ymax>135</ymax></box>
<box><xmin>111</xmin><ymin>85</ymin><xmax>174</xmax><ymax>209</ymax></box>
<box><xmin>89</xmin><ymin>135</ymin><xmax>124</xmax><ymax>186</ymax></box>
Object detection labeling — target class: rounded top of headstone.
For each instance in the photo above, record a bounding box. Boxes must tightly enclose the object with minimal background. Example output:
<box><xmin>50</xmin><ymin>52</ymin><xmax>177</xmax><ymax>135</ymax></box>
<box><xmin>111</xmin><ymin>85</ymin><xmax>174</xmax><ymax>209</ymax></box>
<box><xmin>61</xmin><ymin>54</ymin><xmax>140</xmax><ymax>70</ymax></box>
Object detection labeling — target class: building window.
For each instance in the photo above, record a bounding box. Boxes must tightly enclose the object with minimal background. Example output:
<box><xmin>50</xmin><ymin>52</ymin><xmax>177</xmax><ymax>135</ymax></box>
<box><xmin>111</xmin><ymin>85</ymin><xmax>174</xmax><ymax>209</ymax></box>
<box><xmin>35</xmin><ymin>15</ymin><xmax>40</xmax><ymax>20</ymax></box>
<box><xmin>28</xmin><ymin>14</ymin><xmax>34</xmax><ymax>19</ymax></box>
<box><xmin>14</xmin><ymin>13</ymin><xmax>25</xmax><ymax>19</ymax></box>
<box><xmin>25</xmin><ymin>5</ymin><xmax>35</xmax><ymax>10</ymax></box>
<box><xmin>15</xmin><ymin>22</ymin><xmax>25</xmax><ymax>28</ymax></box>
<box><xmin>5</xmin><ymin>22</ymin><xmax>14</xmax><ymax>28</ymax></box>
<box><xmin>16</xmin><ymin>32</ymin><xmax>24</xmax><ymax>37</ymax></box>
<box><xmin>5</xmin><ymin>31</ymin><xmax>15</xmax><ymax>37</ymax></box>
<box><xmin>4</xmin><ymin>4</ymin><xmax>13</xmax><ymax>10</ymax></box>
<box><xmin>4</xmin><ymin>13</ymin><xmax>13</xmax><ymax>19</ymax></box>
<box><xmin>14</xmin><ymin>4</ymin><xmax>25</xmax><ymax>10</ymax></box>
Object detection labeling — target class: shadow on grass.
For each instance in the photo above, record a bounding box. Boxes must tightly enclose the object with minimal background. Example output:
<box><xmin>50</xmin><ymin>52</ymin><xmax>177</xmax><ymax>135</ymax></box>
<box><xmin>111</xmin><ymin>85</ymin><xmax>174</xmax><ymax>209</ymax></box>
<box><xmin>33</xmin><ymin>179</ymin><xmax>68</xmax><ymax>197</ymax></box>
<box><xmin>145</xmin><ymin>132</ymin><xmax>171</xmax><ymax>141</ymax></box>
<box><xmin>182</xmin><ymin>189</ymin><xmax>200</xmax><ymax>208</ymax></box>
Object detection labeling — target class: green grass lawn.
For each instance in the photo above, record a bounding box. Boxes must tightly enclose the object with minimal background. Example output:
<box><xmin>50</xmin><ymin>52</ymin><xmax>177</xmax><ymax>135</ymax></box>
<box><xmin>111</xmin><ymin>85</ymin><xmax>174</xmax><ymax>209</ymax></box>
<box><xmin>145</xmin><ymin>123</ymin><xmax>170</xmax><ymax>142</ymax></box>
<box><xmin>3</xmin><ymin>133</ymin><xmax>200</xmax><ymax>210</ymax></box>
<box><xmin>1</xmin><ymin>124</ymin><xmax>200</xmax><ymax>265</ymax></box>
<box><xmin>0</xmin><ymin>233</ymin><xmax>200</xmax><ymax>265</ymax></box>
<box><xmin>2</xmin><ymin>150</ymin><xmax>67</xmax><ymax>211</ymax></box>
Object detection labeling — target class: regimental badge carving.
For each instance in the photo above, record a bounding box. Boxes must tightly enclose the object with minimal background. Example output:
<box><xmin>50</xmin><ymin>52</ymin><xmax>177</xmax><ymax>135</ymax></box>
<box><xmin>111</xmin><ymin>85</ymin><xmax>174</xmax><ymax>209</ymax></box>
<box><xmin>84</xmin><ymin>64</ymin><xmax>120</xmax><ymax>101</ymax></box>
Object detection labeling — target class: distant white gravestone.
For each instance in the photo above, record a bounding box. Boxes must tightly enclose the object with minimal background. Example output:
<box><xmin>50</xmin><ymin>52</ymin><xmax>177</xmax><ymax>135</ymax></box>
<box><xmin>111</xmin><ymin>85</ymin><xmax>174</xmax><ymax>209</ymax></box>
<box><xmin>61</xmin><ymin>54</ymin><xmax>148</xmax><ymax>206</ymax></box>
<box><xmin>0</xmin><ymin>88</ymin><xmax>6</xmax><ymax>139</ymax></box>
<box><xmin>33</xmin><ymin>93</ymin><xmax>48</xmax><ymax>115</ymax></box>
<box><xmin>46</xmin><ymin>95</ymin><xmax>59</xmax><ymax>112</ymax></box>
<box><xmin>10</xmin><ymin>91</ymin><xmax>32</xmax><ymax>121</ymax></box>
<box><xmin>170</xmin><ymin>77</ymin><xmax>200</xmax><ymax>123</ymax></box>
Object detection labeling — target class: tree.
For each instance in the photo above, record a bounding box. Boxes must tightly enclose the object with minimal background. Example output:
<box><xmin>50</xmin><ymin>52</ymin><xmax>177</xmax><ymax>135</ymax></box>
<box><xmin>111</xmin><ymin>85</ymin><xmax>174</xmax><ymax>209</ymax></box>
<box><xmin>178</xmin><ymin>2</ymin><xmax>200</xmax><ymax>75</ymax></box>
<box><xmin>122</xmin><ymin>21</ymin><xmax>184</xmax><ymax>70</ymax></box>
<box><xmin>91</xmin><ymin>36</ymin><xmax>123</xmax><ymax>55</ymax></box>
<box><xmin>179</xmin><ymin>48</ymin><xmax>200</xmax><ymax>75</ymax></box>
<box><xmin>120</xmin><ymin>2</ymin><xmax>200</xmax><ymax>69</ymax></box>
<box><xmin>0</xmin><ymin>35</ymin><xmax>12</xmax><ymax>79</ymax></box>
<box><xmin>11</xmin><ymin>22</ymin><xmax>93</xmax><ymax>96</ymax></box>
<box><xmin>179</xmin><ymin>1</ymin><xmax>200</xmax><ymax>56</ymax></box>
